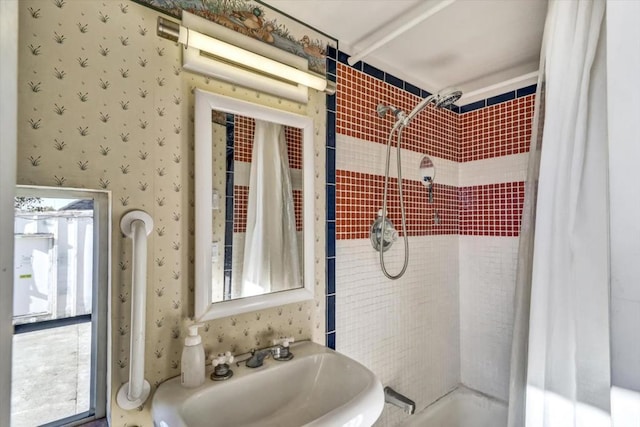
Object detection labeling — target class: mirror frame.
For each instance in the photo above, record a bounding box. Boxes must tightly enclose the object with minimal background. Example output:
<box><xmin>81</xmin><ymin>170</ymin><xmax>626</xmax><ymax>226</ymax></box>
<box><xmin>194</xmin><ymin>89</ymin><xmax>315</xmax><ymax>321</ymax></box>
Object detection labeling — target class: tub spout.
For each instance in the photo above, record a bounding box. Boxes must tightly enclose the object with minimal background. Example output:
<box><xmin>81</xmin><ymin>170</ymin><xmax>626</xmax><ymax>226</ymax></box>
<box><xmin>384</xmin><ymin>386</ymin><xmax>415</xmax><ymax>415</ymax></box>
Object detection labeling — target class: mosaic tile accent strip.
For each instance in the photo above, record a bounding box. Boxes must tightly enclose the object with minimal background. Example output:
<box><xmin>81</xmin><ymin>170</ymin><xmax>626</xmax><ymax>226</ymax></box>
<box><xmin>233</xmin><ymin>186</ymin><xmax>249</xmax><ymax>233</ymax></box>
<box><xmin>233</xmin><ymin>186</ymin><xmax>302</xmax><ymax>232</ymax></box>
<box><xmin>326</xmin><ymin>54</ymin><xmax>337</xmax><ymax>347</ymax></box>
<box><xmin>334</xmin><ymin>52</ymin><xmax>535</xmax><ymax>240</ymax></box>
<box><xmin>459</xmin><ymin>182</ymin><xmax>525</xmax><ymax>237</ymax></box>
<box><xmin>458</xmin><ymin>84</ymin><xmax>537</xmax><ymax>114</ymax></box>
<box><xmin>336</xmin><ymin>170</ymin><xmax>458</xmax><ymax>240</ymax></box>
<box><xmin>336</xmin><ymin>63</ymin><xmax>459</xmax><ymax>162</ymax></box>
<box><xmin>459</xmin><ymin>95</ymin><xmax>534</xmax><ymax>162</ymax></box>
<box><xmin>233</xmin><ymin>116</ymin><xmax>303</xmax><ymax>169</ymax></box>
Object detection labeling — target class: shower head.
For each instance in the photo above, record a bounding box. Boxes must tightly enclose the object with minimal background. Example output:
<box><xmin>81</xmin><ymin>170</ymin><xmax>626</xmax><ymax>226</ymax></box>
<box><xmin>434</xmin><ymin>89</ymin><xmax>463</xmax><ymax>108</ymax></box>
<box><xmin>404</xmin><ymin>87</ymin><xmax>463</xmax><ymax>124</ymax></box>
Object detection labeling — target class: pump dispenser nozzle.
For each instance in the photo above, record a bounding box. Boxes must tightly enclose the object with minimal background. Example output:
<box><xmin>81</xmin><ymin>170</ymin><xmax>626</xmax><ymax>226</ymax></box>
<box><xmin>185</xmin><ymin>323</ymin><xmax>203</xmax><ymax>346</ymax></box>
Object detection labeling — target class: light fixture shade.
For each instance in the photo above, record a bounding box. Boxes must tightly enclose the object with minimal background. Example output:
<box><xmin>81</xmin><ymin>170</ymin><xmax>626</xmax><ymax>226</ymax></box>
<box><xmin>182</xmin><ymin>46</ymin><xmax>309</xmax><ymax>103</ymax></box>
<box><xmin>179</xmin><ymin>27</ymin><xmax>328</xmax><ymax>92</ymax></box>
<box><xmin>156</xmin><ymin>13</ymin><xmax>331</xmax><ymax>103</ymax></box>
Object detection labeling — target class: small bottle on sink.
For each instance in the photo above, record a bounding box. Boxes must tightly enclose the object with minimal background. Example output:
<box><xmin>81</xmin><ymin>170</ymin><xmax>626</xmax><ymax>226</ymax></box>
<box><xmin>181</xmin><ymin>323</ymin><xmax>205</xmax><ymax>388</ymax></box>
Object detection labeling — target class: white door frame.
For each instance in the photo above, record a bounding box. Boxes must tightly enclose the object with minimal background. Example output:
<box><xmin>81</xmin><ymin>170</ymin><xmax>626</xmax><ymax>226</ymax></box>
<box><xmin>0</xmin><ymin>0</ymin><xmax>18</xmax><ymax>425</ymax></box>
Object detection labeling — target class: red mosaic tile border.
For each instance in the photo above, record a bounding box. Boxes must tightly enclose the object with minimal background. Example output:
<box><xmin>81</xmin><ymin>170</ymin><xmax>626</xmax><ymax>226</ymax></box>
<box><xmin>234</xmin><ymin>186</ymin><xmax>303</xmax><ymax>233</ymax></box>
<box><xmin>234</xmin><ymin>186</ymin><xmax>248</xmax><ymax>234</ymax></box>
<box><xmin>336</xmin><ymin>64</ymin><xmax>535</xmax><ymax>164</ymax></box>
<box><xmin>285</xmin><ymin>126</ymin><xmax>303</xmax><ymax>170</ymax></box>
<box><xmin>336</xmin><ymin>63</ymin><xmax>459</xmax><ymax>162</ymax></box>
<box><xmin>459</xmin><ymin>182</ymin><xmax>525</xmax><ymax>237</ymax></box>
<box><xmin>336</xmin><ymin>169</ymin><xmax>458</xmax><ymax>240</ymax></box>
<box><xmin>336</xmin><ymin>171</ymin><xmax>525</xmax><ymax>238</ymax></box>
<box><xmin>234</xmin><ymin>116</ymin><xmax>302</xmax><ymax>169</ymax></box>
<box><xmin>459</xmin><ymin>95</ymin><xmax>534</xmax><ymax>162</ymax></box>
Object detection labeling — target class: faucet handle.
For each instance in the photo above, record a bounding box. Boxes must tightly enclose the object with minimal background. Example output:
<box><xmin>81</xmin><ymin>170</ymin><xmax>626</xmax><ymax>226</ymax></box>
<box><xmin>210</xmin><ymin>351</ymin><xmax>234</xmax><ymax>381</ymax></box>
<box><xmin>271</xmin><ymin>337</ymin><xmax>295</xmax><ymax>361</ymax></box>
<box><xmin>212</xmin><ymin>351</ymin><xmax>234</xmax><ymax>367</ymax></box>
<box><xmin>272</xmin><ymin>337</ymin><xmax>295</xmax><ymax>347</ymax></box>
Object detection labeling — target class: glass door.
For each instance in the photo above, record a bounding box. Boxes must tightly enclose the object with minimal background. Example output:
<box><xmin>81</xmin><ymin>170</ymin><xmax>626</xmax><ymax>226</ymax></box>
<box><xmin>11</xmin><ymin>187</ymin><xmax>108</xmax><ymax>427</ymax></box>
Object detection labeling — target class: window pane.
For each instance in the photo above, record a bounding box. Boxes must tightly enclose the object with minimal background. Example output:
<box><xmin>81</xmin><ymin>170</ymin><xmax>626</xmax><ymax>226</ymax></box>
<box><xmin>11</xmin><ymin>323</ymin><xmax>91</xmax><ymax>426</ymax></box>
<box><xmin>13</xmin><ymin>198</ymin><xmax>94</xmax><ymax>325</ymax></box>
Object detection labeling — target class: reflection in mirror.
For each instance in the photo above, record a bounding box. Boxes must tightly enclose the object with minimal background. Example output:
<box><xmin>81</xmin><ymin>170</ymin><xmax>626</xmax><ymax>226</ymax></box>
<box><xmin>211</xmin><ymin>113</ymin><xmax>304</xmax><ymax>303</ymax></box>
<box><xmin>195</xmin><ymin>89</ymin><xmax>314</xmax><ymax>321</ymax></box>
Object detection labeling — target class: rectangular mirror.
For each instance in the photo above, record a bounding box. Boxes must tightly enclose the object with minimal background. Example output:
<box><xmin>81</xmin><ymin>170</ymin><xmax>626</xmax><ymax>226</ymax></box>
<box><xmin>194</xmin><ymin>89</ymin><xmax>315</xmax><ymax>321</ymax></box>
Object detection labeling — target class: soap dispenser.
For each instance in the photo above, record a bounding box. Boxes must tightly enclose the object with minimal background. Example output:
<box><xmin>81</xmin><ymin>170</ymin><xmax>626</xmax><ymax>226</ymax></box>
<box><xmin>181</xmin><ymin>323</ymin><xmax>205</xmax><ymax>388</ymax></box>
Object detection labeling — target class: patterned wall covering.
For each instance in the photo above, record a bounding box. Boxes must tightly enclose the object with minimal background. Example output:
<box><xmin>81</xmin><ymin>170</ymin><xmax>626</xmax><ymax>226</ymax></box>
<box><xmin>17</xmin><ymin>1</ymin><xmax>326</xmax><ymax>425</ymax></box>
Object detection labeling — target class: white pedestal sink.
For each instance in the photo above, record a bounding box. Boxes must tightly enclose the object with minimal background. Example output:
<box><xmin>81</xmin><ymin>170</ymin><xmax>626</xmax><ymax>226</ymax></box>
<box><xmin>152</xmin><ymin>341</ymin><xmax>384</xmax><ymax>427</ymax></box>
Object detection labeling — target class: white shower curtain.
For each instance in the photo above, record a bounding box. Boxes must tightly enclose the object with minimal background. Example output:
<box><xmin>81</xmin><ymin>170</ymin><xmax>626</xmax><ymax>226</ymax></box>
<box><xmin>239</xmin><ymin>119</ymin><xmax>300</xmax><ymax>298</ymax></box>
<box><xmin>507</xmin><ymin>54</ymin><xmax>545</xmax><ymax>427</ymax></box>
<box><xmin>514</xmin><ymin>0</ymin><xmax>612</xmax><ymax>426</ymax></box>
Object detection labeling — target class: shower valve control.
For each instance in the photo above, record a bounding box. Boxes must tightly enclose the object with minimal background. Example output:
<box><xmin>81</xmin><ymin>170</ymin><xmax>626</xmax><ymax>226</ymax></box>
<box><xmin>385</xmin><ymin>228</ymin><xmax>399</xmax><ymax>242</ymax></box>
<box><xmin>371</xmin><ymin>211</ymin><xmax>399</xmax><ymax>253</ymax></box>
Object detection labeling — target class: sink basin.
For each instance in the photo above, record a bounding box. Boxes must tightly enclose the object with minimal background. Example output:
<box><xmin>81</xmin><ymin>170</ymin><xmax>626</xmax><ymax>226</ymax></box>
<box><xmin>152</xmin><ymin>341</ymin><xmax>384</xmax><ymax>427</ymax></box>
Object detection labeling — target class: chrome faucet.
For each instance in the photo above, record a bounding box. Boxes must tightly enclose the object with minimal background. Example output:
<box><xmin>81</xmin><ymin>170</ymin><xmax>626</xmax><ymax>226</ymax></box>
<box><xmin>245</xmin><ymin>348</ymin><xmax>271</xmax><ymax>368</ymax></box>
<box><xmin>242</xmin><ymin>337</ymin><xmax>296</xmax><ymax>368</ymax></box>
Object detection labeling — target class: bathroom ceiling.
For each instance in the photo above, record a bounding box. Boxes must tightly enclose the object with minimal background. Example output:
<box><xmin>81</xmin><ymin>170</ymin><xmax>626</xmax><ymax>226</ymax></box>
<box><xmin>262</xmin><ymin>0</ymin><xmax>548</xmax><ymax>104</ymax></box>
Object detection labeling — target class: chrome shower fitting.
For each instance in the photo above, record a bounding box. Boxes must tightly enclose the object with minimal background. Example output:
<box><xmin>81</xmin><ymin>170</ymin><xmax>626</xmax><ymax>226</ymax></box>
<box><xmin>373</xmin><ymin>87</ymin><xmax>462</xmax><ymax>280</ymax></box>
<box><xmin>376</xmin><ymin>104</ymin><xmax>407</xmax><ymax>122</ymax></box>
<box><xmin>424</xmin><ymin>176</ymin><xmax>434</xmax><ymax>203</ymax></box>
<box><xmin>370</xmin><ymin>210</ymin><xmax>398</xmax><ymax>252</ymax></box>
<box><xmin>384</xmin><ymin>386</ymin><xmax>415</xmax><ymax>415</ymax></box>
<box><xmin>404</xmin><ymin>88</ymin><xmax>462</xmax><ymax>124</ymax></box>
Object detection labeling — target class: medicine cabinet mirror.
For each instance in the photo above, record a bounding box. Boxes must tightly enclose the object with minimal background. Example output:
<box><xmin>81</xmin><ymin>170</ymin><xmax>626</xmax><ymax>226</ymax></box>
<box><xmin>194</xmin><ymin>89</ymin><xmax>315</xmax><ymax>321</ymax></box>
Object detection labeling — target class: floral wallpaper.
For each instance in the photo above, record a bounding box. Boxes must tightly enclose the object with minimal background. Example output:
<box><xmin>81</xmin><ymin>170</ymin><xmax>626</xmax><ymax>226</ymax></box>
<box><xmin>17</xmin><ymin>0</ymin><xmax>327</xmax><ymax>425</ymax></box>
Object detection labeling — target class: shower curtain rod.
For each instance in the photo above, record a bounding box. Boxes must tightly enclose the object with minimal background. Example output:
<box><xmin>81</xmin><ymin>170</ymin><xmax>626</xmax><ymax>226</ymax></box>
<box><xmin>460</xmin><ymin>71</ymin><xmax>539</xmax><ymax>101</ymax></box>
<box><xmin>347</xmin><ymin>0</ymin><xmax>457</xmax><ymax>66</ymax></box>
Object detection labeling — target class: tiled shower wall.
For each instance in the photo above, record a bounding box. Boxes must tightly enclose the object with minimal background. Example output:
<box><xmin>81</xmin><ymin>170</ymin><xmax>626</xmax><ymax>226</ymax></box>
<box><xmin>332</xmin><ymin>50</ymin><xmax>534</xmax><ymax>424</ymax></box>
<box><xmin>334</xmin><ymin>56</ymin><xmax>461</xmax><ymax>427</ymax></box>
<box><xmin>458</xmin><ymin>95</ymin><xmax>532</xmax><ymax>401</ymax></box>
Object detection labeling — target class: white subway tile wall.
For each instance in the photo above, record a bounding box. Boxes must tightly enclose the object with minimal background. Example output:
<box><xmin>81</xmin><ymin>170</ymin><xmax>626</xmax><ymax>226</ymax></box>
<box><xmin>336</xmin><ymin>236</ymin><xmax>460</xmax><ymax>425</ymax></box>
<box><xmin>458</xmin><ymin>153</ymin><xmax>529</xmax><ymax>187</ymax></box>
<box><xmin>459</xmin><ymin>235</ymin><xmax>519</xmax><ymax>401</ymax></box>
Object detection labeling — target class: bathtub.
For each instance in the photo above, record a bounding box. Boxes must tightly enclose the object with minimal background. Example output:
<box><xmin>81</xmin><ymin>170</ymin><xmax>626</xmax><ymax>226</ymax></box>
<box><xmin>402</xmin><ymin>386</ymin><xmax>507</xmax><ymax>427</ymax></box>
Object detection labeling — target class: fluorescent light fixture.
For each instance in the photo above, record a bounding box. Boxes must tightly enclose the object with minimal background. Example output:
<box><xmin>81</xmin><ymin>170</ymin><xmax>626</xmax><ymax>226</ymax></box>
<box><xmin>156</xmin><ymin>16</ymin><xmax>329</xmax><ymax>103</ymax></box>
<box><xmin>178</xmin><ymin>27</ymin><xmax>327</xmax><ymax>92</ymax></box>
<box><xmin>182</xmin><ymin>46</ymin><xmax>309</xmax><ymax>103</ymax></box>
